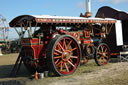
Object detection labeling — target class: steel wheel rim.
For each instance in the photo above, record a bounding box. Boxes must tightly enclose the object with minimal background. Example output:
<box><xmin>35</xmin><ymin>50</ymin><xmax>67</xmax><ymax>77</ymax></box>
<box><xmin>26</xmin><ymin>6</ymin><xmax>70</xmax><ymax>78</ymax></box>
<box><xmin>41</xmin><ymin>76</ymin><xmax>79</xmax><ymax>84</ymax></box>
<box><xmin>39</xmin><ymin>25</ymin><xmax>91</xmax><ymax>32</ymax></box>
<box><xmin>96</xmin><ymin>44</ymin><xmax>110</xmax><ymax>65</ymax></box>
<box><xmin>53</xmin><ymin>37</ymin><xmax>80</xmax><ymax>75</ymax></box>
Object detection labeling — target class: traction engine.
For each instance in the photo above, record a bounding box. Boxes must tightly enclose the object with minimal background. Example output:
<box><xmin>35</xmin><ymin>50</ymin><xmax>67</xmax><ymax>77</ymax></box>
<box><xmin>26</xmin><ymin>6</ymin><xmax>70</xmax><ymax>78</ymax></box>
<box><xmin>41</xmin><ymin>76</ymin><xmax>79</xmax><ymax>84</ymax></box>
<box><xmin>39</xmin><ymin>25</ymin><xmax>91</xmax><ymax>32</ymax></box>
<box><xmin>9</xmin><ymin>15</ymin><xmax>115</xmax><ymax>76</ymax></box>
<box><xmin>9</xmin><ymin>0</ymin><xmax>116</xmax><ymax>76</ymax></box>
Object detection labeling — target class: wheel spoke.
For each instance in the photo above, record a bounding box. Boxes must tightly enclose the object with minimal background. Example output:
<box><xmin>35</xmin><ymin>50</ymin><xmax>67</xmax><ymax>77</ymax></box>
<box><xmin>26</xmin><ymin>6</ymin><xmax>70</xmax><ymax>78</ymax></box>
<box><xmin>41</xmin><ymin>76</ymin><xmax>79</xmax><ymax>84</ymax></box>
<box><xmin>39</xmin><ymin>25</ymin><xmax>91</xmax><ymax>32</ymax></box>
<box><xmin>63</xmin><ymin>38</ymin><xmax>67</xmax><ymax>50</ymax></box>
<box><xmin>70</xmin><ymin>56</ymin><xmax>78</xmax><ymax>59</ymax></box>
<box><xmin>54</xmin><ymin>52</ymin><xmax>60</xmax><ymax>55</ymax></box>
<box><xmin>103</xmin><ymin>56</ymin><xmax>105</xmax><ymax>62</ymax></box>
<box><xmin>70</xmin><ymin>47</ymin><xmax>77</xmax><ymax>52</ymax></box>
<box><xmin>68</xmin><ymin>52</ymin><xmax>74</xmax><ymax>58</ymax></box>
<box><xmin>69</xmin><ymin>52</ymin><xmax>73</xmax><ymax>55</ymax></box>
<box><xmin>55</xmin><ymin>49</ymin><xmax>63</xmax><ymax>54</ymax></box>
<box><xmin>99</xmin><ymin>57</ymin><xmax>103</xmax><ymax>61</ymax></box>
<box><xmin>105</xmin><ymin>52</ymin><xmax>109</xmax><ymax>55</ymax></box>
<box><xmin>99</xmin><ymin>55</ymin><xmax>107</xmax><ymax>65</ymax></box>
<box><xmin>60</xmin><ymin>61</ymin><xmax>63</xmax><ymax>71</ymax></box>
<box><xmin>97</xmin><ymin>52</ymin><xmax>102</xmax><ymax>55</ymax></box>
<box><xmin>62</xmin><ymin>62</ymin><xmax>65</xmax><ymax>71</ymax></box>
<box><xmin>97</xmin><ymin>55</ymin><xmax>100</xmax><ymax>58</ymax></box>
<box><xmin>98</xmin><ymin>49</ymin><xmax>101</xmax><ymax>52</ymax></box>
<box><xmin>68</xmin><ymin>60</ymin><xmax>76</xmax><ymax>69</ymax></box>
<box><xmin>56</xmin><ymin>60</ymin><xmax>62</xmax><ymax>66</ymax></box>
<box><xmin>103</xmin><ymin>58</ymin><xmax>107</xmax><ymax>64</ymax></box>
<box><xmin>65</xmin><ymin>63</ymin><xmax>69</xmax><ymax>72</ymax></box>
<box><xmin>99</xmin><ymin>57</ymin><xmax>103</xmax><ymax>64</ymax></box>
<box><xmin>54</xmin><ymin>56</ymin><xmax>62</xmax><ymax>59</ymax></box>
<box><xmin>55</xmin><ymin>59</ymin><xmax>59</xmax><ymax>64</ymax></box>
<box><xmin>56</xmin><ymin>43</ymin><xmax>61</xmax><ymax>50</ymax></box>
<box><xmin>101</xmin><ymin>46</ymin><xmax>104</xmax><ymax>52</ymax></box>
<box><xmin>67</xmin><ymin>41</ymin><xmax>72</xmax><ymax>49</ymax></box>
<box><xmin>98</xmin><ymin>49</ymin><xmax>102</xmax><ymax>55</ymax></box>
<box><xmin>58</xmin><ymin>42</ymin><xmax>65</xmax><ymax>52</ymax></box>
<box><xmin>69</xmin><ymin>58</ymin><xmax>73</xmax><ymax>63</ymax></box>
<box><xmin>104</xmin><ymin>56</ymin><xmax>109</xmax><ymax>58</ymax></box>
<box><xmin>105</xmin><ymin>48</ymin><xmax>108</xmax><ymax>52</ymax></box>
<box><xmin>99</xmin><ymin>61</ymin><xmax>103</xmax><ymax>65</ymax></box>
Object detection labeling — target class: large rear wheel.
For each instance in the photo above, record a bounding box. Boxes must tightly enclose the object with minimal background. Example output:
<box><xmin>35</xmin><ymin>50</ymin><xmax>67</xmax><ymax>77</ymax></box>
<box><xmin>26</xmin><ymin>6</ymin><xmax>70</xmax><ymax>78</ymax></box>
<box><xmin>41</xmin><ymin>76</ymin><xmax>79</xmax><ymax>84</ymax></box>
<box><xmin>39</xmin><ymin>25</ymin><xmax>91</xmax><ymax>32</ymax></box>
<box><xmin>46</xmin><ymin>35</ymin><xmax>81</xmax><ymax>76</ymax></box>
<box><xmin>94</xmin><ymin>43</ymin><xmax>110</xmax><ymax>66</ymax></box>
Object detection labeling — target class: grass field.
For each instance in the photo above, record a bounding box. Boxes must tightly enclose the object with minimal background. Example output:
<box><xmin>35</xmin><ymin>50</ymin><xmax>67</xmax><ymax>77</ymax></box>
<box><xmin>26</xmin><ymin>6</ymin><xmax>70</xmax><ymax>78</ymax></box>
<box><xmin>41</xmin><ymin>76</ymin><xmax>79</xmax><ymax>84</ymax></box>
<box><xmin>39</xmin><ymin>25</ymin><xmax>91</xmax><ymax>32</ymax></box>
<box><xmin>0</xmin><ymin>53</ymin><xmax>128</xmax><ymax>85</ymax></box>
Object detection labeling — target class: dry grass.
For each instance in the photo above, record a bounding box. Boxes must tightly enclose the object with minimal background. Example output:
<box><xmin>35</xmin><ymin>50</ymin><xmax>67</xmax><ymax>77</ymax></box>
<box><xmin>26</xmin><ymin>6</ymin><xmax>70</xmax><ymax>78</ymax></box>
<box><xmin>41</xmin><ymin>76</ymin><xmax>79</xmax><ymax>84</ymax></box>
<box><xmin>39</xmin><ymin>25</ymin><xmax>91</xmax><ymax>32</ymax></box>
<box><xmin>0</xmin><ymin>53</ymin><xmax>128</xmax><ymax>85</ymax></box>
<box><xmin>82</xmin><ymin>62</ymin><xmax>128</xmax><ymax>85</ymax></box>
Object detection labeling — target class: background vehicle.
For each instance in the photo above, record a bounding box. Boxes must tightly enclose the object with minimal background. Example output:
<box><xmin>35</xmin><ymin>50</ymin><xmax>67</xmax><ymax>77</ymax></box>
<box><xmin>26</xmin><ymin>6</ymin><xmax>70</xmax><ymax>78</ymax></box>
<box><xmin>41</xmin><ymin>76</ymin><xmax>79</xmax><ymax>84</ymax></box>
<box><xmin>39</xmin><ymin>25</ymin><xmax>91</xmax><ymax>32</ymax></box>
<box><xmin>96</xmin><ymin>6</ymin><xmax>128</xmax><ymax>61</ymax></box>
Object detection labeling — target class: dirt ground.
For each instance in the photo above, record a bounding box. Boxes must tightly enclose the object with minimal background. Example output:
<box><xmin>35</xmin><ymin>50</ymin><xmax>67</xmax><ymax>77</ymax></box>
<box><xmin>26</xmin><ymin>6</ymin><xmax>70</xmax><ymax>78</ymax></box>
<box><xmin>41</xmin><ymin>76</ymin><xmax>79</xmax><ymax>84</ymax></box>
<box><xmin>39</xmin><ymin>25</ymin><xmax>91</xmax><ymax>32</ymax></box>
<box><xmin>0</xmin><ymin>53</ymin><xmax>128</xmax><ymax>85</ymax></box>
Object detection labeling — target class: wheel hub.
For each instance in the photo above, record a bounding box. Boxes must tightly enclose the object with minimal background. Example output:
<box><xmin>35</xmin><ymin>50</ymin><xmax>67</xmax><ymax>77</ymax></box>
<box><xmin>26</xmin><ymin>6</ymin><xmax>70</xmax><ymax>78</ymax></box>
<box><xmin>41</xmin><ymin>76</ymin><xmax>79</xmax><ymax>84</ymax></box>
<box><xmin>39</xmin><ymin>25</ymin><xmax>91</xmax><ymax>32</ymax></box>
<box><xmin>102</xmin><ymin>52</ymin><xmax>106</xmax><ymax>56</ymax></box>
<box><xmin>62</xmin><ymin>51</ymin><xmax>70</xmax><ymax>61</ymax></box>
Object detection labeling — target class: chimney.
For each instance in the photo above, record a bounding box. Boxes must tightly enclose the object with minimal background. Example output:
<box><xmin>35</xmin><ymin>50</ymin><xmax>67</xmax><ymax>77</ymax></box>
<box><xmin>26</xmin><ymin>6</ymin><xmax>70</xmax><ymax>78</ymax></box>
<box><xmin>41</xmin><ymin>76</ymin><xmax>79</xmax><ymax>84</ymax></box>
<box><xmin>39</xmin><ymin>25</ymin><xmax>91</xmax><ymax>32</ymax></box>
<box><xmin>85</xmin><ymin>0</ymin><xmax>92</xmax><ymax>17</ymax></box>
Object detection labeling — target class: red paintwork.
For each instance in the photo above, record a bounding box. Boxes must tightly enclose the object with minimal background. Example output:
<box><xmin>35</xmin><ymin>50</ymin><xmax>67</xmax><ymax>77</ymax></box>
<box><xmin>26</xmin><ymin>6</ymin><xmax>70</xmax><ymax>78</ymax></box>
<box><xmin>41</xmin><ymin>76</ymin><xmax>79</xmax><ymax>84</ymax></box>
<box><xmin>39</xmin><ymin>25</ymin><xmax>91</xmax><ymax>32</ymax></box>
<box><xmin>21</xmin><ymin>25</ymin><xmax>105</xmax><ymax>74</ymax></box>
<box><xmin>84</xmin><ymin>30</ymin><xmax>90</xmax><ymax>38</ymax></box>
<box><xmin>84</xmin><ymin>40</ymin><xmax>91</xmax><ymax>44</ymax></box>
<box><xmin>32</xmin><ymin>39</ymin><xmax>44</xmax><ymax>60</ymax></box>
<box><xmin>83</xmin><ymin>30</ymin><xmax>91</xmax><ymax>44</ymax></box>
<box><xmin>22</xmin><ymin>38</ymin><xmax>44</xmax><ymax>60</ymax></box>
<box><xmin>22</xmin><ymin>29</ymin><xmax>92</xmax><ymax>62</ymax></box>
<box><xmin>59</xmin><ymin>29</ymin><xmax>66</xmax><ymax>34</ymax></box>
<box><xmin>67</xmin><ymin>32</ymin><xmax>81</xmax><ymax>41</ymax></box>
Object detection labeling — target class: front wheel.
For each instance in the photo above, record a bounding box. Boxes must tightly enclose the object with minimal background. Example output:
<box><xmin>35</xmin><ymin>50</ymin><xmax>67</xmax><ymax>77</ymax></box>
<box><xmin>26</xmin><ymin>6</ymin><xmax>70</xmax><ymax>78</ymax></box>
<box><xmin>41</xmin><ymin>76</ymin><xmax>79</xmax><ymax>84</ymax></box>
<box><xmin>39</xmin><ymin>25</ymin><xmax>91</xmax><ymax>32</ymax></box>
<box><xmin>46</xmin><ymin>35</ymin><xmax>81</xmax><ymax>76</ymax></box>
<box><xmin>94</xmin><ymin>43</ymin><xmax>110</xmax><ymax>66</ymax></box>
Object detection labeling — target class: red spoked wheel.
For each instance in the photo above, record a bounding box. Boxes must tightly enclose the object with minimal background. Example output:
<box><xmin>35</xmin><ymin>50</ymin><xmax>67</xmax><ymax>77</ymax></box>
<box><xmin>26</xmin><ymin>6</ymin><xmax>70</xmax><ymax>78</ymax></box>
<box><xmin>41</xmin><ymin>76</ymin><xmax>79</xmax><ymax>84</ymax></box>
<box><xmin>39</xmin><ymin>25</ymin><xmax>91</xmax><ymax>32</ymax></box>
<box><xmin>94</xmin><ymin>43</ymin><xmax>110</xmax><ymax>66</ymax></box>
<box><xmin>47</xmin><ymin>35</ymin><xmax>81</xmax><ymax>76</ymax></box>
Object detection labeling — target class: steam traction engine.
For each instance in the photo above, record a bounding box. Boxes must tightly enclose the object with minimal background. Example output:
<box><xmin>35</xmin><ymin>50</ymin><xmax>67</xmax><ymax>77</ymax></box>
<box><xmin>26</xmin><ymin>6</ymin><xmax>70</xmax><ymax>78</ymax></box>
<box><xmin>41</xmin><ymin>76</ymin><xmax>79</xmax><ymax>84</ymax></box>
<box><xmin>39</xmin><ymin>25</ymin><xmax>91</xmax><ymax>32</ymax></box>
<box><xmin>9</xmin><ymin>15</ymin><xmax>116</xmax><ymax>76</ymax></box>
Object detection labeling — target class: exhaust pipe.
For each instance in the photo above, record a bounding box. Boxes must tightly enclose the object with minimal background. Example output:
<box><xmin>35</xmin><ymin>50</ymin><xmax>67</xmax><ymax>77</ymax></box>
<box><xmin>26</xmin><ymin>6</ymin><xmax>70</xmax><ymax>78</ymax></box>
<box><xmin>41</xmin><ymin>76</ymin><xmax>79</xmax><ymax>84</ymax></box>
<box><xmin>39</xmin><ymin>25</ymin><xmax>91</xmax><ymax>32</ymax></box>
<box><xmin>85</xmin><ymin>0</ymin><xmax>92</xmax><ymax>17</ymax></box>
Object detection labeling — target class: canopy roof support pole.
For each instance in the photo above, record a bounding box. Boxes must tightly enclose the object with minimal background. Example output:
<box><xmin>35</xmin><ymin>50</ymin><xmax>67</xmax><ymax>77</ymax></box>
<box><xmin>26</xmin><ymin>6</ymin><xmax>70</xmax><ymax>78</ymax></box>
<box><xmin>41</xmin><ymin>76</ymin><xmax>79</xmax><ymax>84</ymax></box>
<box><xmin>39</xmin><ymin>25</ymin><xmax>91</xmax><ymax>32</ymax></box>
<box><xmin>29</xmin><ymin>21</ymin><xmax>32</xmax><ymax>38</ymax></box>
<box><xmin>20</xmin><ymin>24</ymin><xmax>25</xmax><ymax>38</ymax></box>
<box><xmin>14</xmin><ymin>26</ymin><xmax>20</xmax><ymax>36</ymax></box>
<box><xmin>33</xmin><ymin>23</ymin><xmax>38</xmax><ymax>37</ymax></box>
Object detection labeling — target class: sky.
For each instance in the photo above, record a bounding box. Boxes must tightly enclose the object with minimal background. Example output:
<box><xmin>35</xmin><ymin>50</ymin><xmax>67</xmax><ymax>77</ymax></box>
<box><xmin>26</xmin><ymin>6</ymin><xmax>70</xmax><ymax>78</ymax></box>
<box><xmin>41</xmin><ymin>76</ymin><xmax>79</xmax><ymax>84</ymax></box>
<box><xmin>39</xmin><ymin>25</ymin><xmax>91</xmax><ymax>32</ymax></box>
<box><xmin>0</xmin><ymin>0</ymin><xmax>128</xmax><ymax>39</ymax></box>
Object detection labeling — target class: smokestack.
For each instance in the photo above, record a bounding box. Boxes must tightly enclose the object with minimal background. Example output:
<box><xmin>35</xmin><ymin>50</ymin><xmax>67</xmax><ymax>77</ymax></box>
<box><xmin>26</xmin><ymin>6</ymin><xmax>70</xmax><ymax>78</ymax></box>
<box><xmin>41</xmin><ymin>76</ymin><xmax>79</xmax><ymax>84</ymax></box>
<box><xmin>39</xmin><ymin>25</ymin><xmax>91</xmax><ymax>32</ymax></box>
<box><xmin>85</xmin><ymin>0</ymin><xmax>92</xmax><ymax>17</ymax></box>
